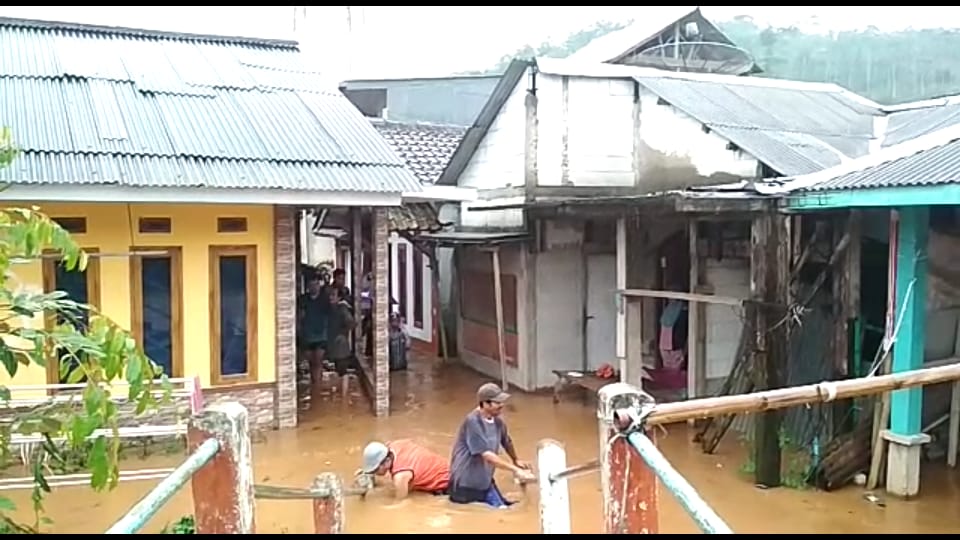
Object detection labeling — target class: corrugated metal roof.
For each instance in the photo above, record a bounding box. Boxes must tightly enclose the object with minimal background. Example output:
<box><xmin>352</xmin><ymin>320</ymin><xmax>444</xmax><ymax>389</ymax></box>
<box><xmin>882</xmin><ymin>97</ymin><xmax>960</xmax><ymax>148</ymax></box>
<box><xmin>0</xmin><ymin>151</ymin><xmax>416</xmax><ymax>192</ymax></box>
<box><xmin>802</xmin><ymin>138</ymin><xmax>960</xmax><ymax>192</ymax></box>
<box><xmin>0</xmin><ymin>17</ymin><xmax>420</xmax><ymax>194</ymax></box>
<box><xmin>372</xmin><ymin>120</ymin><xmax>467</xmax><ymax>184</ymax></box>
<box><xmin>756</xmin><ymin>122</ymin><xmax>960</xmax><ymax>194</ymax></box>
<box><xmin>633</xmin><ymin>74</ymin><xmax>881</xmax><ymax>176</ymax></box>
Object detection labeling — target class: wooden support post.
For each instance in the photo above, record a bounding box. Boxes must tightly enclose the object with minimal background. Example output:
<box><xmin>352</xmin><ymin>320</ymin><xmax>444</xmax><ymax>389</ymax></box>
<box><xmin>616</xmin><ymin>217</ymin><xmax>627</xmax><ymax>381</ymax></box>
<box><xmin>687</xmin><ymin>219</ymin><xmax>706</xmax><ymax>416</ymax></box>
<box><xmin>750</xmin><ymin>214</ymin><xmax>784</xmax><ymax>488</ymax></box>
<box><xmin>491</xmin><ymin>247</ymin><xmax>508</xmax><ymax>390</ymax></box>
<box><xmin>312</xmin><ymin>472</ymin><xmax>344</xmax><ymax>534</ymax></box>
<box><xmin>188</xmin><ymin>402</ymin><xmax>255</xmax><ymax>535</ymax></box>
<box><xmin>351</xmin><ymin>208</ymin><xmax>363</xmax><ymax>349</ymax></box>
<box><xmin>949</xmin><ymin>381</ymin><xmax>960</xmax><ymax>468</ymax></box>
<box><xmin>598</xmin><ymin>383</ymin><xmax>658</xmax><ymax>534</ymax></box>
<box><xmin>537</xmin><ymin>439</ymin><xmax>571</xmax><ymax>534</ymax></box>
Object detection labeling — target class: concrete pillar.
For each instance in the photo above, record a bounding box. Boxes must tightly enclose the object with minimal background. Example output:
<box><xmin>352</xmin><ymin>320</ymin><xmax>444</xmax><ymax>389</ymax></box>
<box><xmin>273</xmin><ymin>206</ymin><xmax>298</xmax><ymax>429</ymax></box>
<box><xmin>598</xmin><ymin>383</ymin><xmax>659</xmax><ymax>534</ymax></box>
<box><xmin>536</xmin><ymin>439</ymin><xmax>571</xmax><ymax>534</ymax></box>
<box><xmin>188</xmin><ymin>402</ymin><xmax>256</xmax><ymax>534</ymax></box>
<box><xmin>886</xmin><ymin>206</ymin><xmax>930</xmax><ymax>498</ymax></box>
<box><xmin>372</xmin><ymin>208</ymin><xmax>390</xmax><ymax>417</ymax></box>
<box><xmin>312</xmin><ymin>472</ymin><xmax>344</xmax><ymax>534</ymax></box>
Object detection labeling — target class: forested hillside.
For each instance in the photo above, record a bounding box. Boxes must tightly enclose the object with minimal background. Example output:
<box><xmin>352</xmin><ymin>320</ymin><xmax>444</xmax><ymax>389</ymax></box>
<box><xmin>472</xmin><ymin>15</ymin><xmax>960</xmax><ymax>105</ymax></box>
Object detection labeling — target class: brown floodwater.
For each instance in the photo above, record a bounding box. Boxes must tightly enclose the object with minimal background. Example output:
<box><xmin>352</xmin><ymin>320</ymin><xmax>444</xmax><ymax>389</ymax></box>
<box><xmin>4</xmin><ymin>357</ymin><xmax>960</xmax><ymax>534</ymax></box>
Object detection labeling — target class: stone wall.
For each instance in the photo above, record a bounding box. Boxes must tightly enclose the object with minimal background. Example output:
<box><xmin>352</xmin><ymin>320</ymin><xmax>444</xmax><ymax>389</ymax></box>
<box><xmin>3</xmin><ymin>384</ymin><xmax>277</xmax><ymax>467</ymax></box>
<box><xmin>202</xmin><ymin>383</ymin><xmax>277</xmax><ymax>431</ymax></box>
<box><xmin>114</xmin><ymin>383</ymin><xmax>278</xmax><ymax>433</ymax></box>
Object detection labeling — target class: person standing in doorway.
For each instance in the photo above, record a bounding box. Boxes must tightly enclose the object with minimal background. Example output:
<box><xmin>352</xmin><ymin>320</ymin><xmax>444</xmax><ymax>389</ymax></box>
<box><xmin>298</xmin><ymin>273</ymin><xmax>330</xmax><ymax>385</ymax></box>
<box><xmin>331</xmin><ymin>268</ymin><xmax>353</xmax><ymax>307</ymax></box>
<box><xmin>448</xmin><ymin>383</ymin><xmax>535</xmax><ymax>508</ymax></box>
<box><xmin>326</xmin><ymin>286</ymin><xmax>357</xmax><ymax>395</ymax></box>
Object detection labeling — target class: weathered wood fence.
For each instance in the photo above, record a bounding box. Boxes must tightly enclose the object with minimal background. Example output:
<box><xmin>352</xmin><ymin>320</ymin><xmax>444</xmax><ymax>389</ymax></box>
<box><xmin>104</xmin><ymin>401</ymin><xmax>348</xmax><ymax>534</ymax></box>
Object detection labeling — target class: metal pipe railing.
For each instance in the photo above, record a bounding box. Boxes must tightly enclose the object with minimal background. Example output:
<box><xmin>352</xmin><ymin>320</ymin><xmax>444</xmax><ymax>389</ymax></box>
<box><xmin>625</xmin><ymin>431</ymin><xmax>732</xmax><ymax>534</ymax></box>
<box><xmin>104</xmin><ymin>438</ymin><xmax>221</xmax><ymax>534</ymax></box>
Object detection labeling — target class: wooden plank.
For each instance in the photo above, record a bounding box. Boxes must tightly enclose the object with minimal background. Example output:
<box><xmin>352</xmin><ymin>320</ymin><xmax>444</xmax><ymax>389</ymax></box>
<box><xmin>619</xmin><ymin>288</ymin><xmax>745</xmax><ymax>306</ymax></box>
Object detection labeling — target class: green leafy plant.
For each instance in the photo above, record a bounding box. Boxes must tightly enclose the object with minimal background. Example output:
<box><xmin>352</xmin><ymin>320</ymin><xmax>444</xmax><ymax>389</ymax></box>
<box><xmin>0</xmin><ymin>129</ymin><xmax>171</xmax><ymax>530</ymax></box>
<box><xmin>160</xmin><ymin>515</ymin><xmax>195</xmax><ymax>534</ymax></box>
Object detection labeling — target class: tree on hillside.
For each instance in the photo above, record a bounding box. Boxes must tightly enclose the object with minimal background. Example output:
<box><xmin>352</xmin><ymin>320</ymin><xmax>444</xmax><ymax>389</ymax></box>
<box><xmin>460</xmin><ymin>20</ymin><xmax>631</xmax><ymax>75</ymax></box>
<box><xmin>475</xmin><ymin>15</ymin><xmax>960</xmax><ymax>104</ymax></box>
<box><xmin>0</xmin><ymin>127</ymin><xmax>169</xmax><ymax>532</ymax></box>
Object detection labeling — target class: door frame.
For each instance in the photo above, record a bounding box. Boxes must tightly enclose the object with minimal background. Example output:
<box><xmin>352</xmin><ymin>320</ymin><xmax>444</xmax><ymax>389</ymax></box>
<box><xmin>388</xmin><ymin>233</ymin><xmax>432</xmax><ymax>342</ymax></box>
<box><xmin>129</xmin><ymin>246</ymin><xmax>184</xmax><ymax>379</ymax></box>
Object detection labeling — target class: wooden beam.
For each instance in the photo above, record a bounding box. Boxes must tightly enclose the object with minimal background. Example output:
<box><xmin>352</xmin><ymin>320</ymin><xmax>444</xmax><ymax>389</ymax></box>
<box><xmin>491</xmin><ymin>247</ymin><xmax>508</xmax><ymax>390</ymax></box>
<box><xmin>620</xmin><ymin>287</ymin><xmax>745</xmax><ymax>306</ymax></box>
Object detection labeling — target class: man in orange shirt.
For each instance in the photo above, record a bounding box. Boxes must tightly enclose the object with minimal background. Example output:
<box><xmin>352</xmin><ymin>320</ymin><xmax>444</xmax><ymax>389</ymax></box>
<box><xmin>357</xmin><ymin>439</ymin><xmax>450</xmax><ymax>499</ymax></box>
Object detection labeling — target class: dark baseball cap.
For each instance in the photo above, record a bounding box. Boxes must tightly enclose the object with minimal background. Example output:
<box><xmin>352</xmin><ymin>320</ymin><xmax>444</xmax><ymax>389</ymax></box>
<box><xmin>477</xmin><ymin>382</ymin><xmax>510</xmax><ymax>403</ymax></box>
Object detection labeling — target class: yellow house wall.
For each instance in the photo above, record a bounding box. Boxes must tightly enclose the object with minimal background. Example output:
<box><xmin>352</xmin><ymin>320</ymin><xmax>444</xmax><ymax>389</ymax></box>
<box><xmin>0</xmin><ymin>202</ymin><xmax>277</xmax><ymax>394</ymax></box>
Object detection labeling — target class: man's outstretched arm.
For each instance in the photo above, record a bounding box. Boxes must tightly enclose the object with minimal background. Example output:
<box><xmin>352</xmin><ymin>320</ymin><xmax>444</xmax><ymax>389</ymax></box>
<box><xmin>391</xmin><ymin>471</ymin><xmax>413</xmax><ymax>499</ymax></box>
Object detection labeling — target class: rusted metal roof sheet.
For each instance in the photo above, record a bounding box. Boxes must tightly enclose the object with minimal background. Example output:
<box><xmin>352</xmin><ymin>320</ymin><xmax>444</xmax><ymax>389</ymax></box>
<box><xmin>387</xmin><ymin>203</ymin><xmax>446</xmax><ymax>233</ymax></box>
<box><xmin>0</xmin><ymin>17</ymin><xmax>420</xmax><ymax>194</ymax></box>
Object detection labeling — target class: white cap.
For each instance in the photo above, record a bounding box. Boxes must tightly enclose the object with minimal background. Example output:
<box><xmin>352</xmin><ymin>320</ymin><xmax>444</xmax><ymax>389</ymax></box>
<box><xmin>361</xmin><ymin>441</ymin><xmax>389</xmax><ymax>473</ymax></box>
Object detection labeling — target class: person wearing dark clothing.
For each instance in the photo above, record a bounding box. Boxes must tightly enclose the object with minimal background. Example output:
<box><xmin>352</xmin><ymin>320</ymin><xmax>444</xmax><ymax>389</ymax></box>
<box><xmin>326</xmin><ymin>286</ymin><xmax>357</xmax><ymax>377</ymax></box>
<box><xmin>331</xmin><ymin>268</ymin><xmax>353</xmax><ymax>307</ymax></box>
<box><xmin>448</xmin><ymin>383</ymin><xmax>534</xmax><ymax>508</ymax></box>
<box><xmin>298</xmin><ymin>274</ymin><xmax>330</xmax><ymax>384</ymax></box>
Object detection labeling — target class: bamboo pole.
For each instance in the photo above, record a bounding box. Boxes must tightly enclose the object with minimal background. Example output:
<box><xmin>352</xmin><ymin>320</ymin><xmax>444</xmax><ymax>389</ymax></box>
<box><xmin>642</xmin><ymin>362</ymin><xmax>960</xmax><ymax>427</ymax></box>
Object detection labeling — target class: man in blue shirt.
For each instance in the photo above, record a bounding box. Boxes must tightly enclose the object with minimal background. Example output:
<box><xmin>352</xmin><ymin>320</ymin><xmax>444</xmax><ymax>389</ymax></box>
<box><xmin>448</xmin><ymin>382</ymin><xmax>535</xmax><ymax>508</ymax></box>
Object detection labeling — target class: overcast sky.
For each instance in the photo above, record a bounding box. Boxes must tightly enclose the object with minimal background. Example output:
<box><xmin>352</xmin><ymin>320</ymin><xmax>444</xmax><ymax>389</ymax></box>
<box><xmin>1</xmin><ymin>5</ymin><xmax>958</xmax><ymax>80</ymax></box>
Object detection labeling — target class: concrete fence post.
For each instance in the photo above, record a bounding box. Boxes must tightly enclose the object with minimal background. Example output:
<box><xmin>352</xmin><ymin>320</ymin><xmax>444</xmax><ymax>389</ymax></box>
<box><xmin>598</xmin><ymin>383</ymin><xmax>659</xmax><ymax>534</ymax></box>
<box><xmin>188</xmin><ymin>402</ymin><xmax>256</xmax><ymax>534</ymax></box>
<box><xmin>312</xmin><ymin>472</ymin><xmax>344</xmax><ymax>534</ymax></box>
<box><xmin>537</xmin><ymin>438</ymin><xmax>572</xmax><ymax>534</ymax></box>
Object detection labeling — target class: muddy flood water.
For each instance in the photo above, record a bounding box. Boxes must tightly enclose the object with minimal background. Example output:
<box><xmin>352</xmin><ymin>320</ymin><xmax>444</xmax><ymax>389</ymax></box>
<box><xmin>6</xmin><ymin>358</ymin><xmax>960</xmax><ymax>534</ymax></box>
